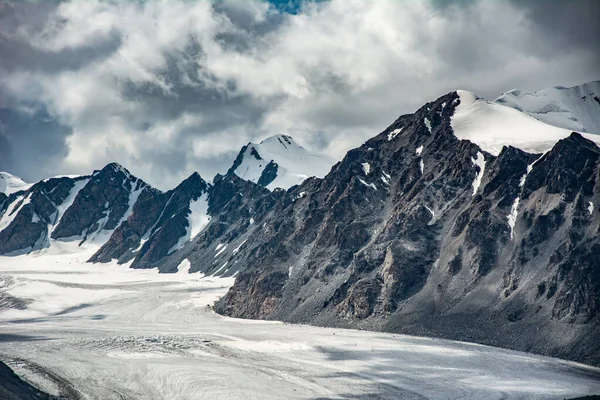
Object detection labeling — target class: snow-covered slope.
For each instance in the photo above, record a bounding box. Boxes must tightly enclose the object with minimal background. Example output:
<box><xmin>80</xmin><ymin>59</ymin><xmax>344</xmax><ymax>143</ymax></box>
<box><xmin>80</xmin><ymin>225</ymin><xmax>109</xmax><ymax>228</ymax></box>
<box><xmin>452</xmin><ymin>90</ymin><xmax>600</xmax><ymax>155</ymax></box>
<box><xmin>0</xmin><ymin>172</ymin><xmax>32</xmax><ymax>195</ymax></box>
<box><xmin>228</xmin><ymin>134</ymin><xmax>335</xmax><ymax>190</ymax></box>
<box><xmin>495</xmin><ymin>80</ymin><xmax>600</xmax><ymax>134</ymax></box>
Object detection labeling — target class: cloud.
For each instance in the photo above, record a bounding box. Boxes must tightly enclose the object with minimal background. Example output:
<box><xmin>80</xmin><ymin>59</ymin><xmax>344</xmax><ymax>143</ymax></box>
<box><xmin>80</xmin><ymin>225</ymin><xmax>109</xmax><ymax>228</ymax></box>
<box><xmin>0</xmin><ymin>0</ymin><xmax>598</xmax><ymax>189</ymax></box>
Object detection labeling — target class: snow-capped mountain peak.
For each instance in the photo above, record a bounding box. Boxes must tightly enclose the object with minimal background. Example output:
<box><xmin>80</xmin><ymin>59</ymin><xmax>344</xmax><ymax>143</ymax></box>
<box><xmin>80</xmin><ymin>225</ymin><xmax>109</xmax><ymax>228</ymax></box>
<box><xmin>452</xmin><ymin>89</ymin><xmax>600</xmax><ymax>156</ymax></box>
<box><xmin>494</xmin><ymin>80</ymin><xmax>600</xmax><ymax>134</ymax></box>
<box><xmin>0</xmin><ymin>172</ymin><xmax>32</xmax><ymax>195</ymax></box>
<box><xmin>227</xmin><ymin>134</ymin><xmax>336</xmax><ymax>190</ymax></box>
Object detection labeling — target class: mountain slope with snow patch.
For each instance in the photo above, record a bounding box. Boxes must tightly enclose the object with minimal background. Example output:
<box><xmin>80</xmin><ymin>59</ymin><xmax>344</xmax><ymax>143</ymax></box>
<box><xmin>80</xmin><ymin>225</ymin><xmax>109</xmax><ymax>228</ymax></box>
<box><xmin>228</xmin><ymin>134</ymin><xmax>335</xmax><ymax>190</ymax></box>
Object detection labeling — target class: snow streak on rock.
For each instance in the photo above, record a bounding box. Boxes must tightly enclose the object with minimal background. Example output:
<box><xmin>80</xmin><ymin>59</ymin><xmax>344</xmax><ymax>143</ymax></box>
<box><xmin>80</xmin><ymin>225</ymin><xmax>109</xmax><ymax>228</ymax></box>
<box><xmin>358</xmin><ymin>178</ymin><xmax>377</xmax><ymax>190</ymax></box>
<box><xmin>507</xmin><ymin>197</ymin><xmax>520</xmax><ymax>239</ymax></box>
<box><xmin>361</xmin><ymin>163</ymin><xmax>371</xmax><ymax>175</ymax></box>
<box><xmin>387</xmin><ymin>128</ymin><xmax>402</xmax><ymax>141</ymax></box>
<box><xmin>424</xmin><ymin>118</ymin><xmax>432</xmax><ymax>133</ymax></box>
<box><xmin>471</xmin><ymin>151</ymin><xmax>485</xmax><ymax>196</ymax></box>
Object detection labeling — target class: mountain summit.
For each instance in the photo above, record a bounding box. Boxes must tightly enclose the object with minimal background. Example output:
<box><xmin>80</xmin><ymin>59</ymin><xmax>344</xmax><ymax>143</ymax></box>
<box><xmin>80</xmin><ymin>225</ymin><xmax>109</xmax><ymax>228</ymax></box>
<box><xmin>0</xmin><ymin>172</ymin><xmax>31</xmax><ymax>196</ymax></box>
<box><xmin>227</xmin><ymin>134</ymin><xmax>335</xmax><ymax>190</ymax></box>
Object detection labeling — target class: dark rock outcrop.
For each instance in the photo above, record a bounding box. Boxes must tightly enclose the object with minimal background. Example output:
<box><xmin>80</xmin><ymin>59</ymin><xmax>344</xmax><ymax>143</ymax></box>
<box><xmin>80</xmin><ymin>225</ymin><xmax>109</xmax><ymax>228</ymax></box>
<box><xmin>0</xmin><ymin>361</ymin><xmax>58</xmax><ymax>400</ymax></box>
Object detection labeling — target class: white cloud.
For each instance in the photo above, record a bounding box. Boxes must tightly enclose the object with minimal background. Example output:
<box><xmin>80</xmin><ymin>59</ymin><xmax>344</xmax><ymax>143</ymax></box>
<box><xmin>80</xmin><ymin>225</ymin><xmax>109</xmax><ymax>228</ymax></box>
<box><xmin>1</xmin><ymin>0</ymin><xmax>598</xmax><ymax>189</ymax></box>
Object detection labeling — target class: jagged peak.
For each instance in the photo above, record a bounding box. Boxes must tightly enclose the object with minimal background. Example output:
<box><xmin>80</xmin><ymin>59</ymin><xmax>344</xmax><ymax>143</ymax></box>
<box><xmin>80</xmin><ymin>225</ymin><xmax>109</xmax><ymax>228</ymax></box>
<box><xmin>91</xmin><ymin>162</ymin><xmax>134</xmax><ymax>180</ymax></box>
<box><xmin>173</xmin><ymin>171</ymin><xmax>209</xmax><ymax>193</ymax></box>
<box><xmin>226</xmin><ymin>133</ymin><xmax>335</xmax><ymax>190</ymax></box>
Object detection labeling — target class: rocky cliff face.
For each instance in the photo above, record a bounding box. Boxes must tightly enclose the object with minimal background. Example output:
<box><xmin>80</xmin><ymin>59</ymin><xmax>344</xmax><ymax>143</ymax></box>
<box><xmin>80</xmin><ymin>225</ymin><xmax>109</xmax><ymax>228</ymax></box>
<box><xmin>215</xmin><ymin>91</ymin><xmax>600</xmax><ymax>366</ymax></box>
<box><xmin>89</xmin><ymin>171</ymin><xmax>210</xmax><ymax>269</ymax></box>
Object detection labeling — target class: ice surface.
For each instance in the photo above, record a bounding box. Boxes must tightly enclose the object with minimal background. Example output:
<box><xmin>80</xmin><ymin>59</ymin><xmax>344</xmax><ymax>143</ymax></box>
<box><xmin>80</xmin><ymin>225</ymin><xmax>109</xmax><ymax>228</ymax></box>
<box><xmin>1</xmin><ymin>248</ymin><xmax>600</xmax><ymax>399</ymax></box>
<box><xmin>589</xmin><ymin>201</ymin><xmax>594</xmax><ymax>215</ymax></box>
<box><xmin>0</xmin><ymin>172</ymin><xmax>32</xmax><ymax>195</ymax></box>
<box><xmin>452</xmin><ymin>90</ymin><xmax>600</xmax><ymax>156</ymax></box>
<box><xmin>416</xmin><ymin>145</ymin><xmax>424</xmax><ymax>156</ymax></box>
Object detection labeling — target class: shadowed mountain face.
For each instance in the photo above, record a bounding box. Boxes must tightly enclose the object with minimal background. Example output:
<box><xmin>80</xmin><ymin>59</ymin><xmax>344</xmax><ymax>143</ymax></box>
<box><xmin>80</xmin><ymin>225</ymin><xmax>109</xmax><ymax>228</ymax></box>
<box><xmin>1</xmin><ymin>90</ymin><xmax>599</xmax><ymax>367</ymax></box>
<box><xmin>0</xmin><ymin>361</ymin><xmax>58</xmax><ymax>400</ymax></box>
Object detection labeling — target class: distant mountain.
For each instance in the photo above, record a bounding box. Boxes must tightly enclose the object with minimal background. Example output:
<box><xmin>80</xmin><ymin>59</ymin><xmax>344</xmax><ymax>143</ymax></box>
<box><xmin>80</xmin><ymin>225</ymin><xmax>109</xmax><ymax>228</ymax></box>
<box><xmin>495</xmin><ymin>80</ymin><xmax>600</xmax><ymax>134</ymax></box>
<box><xmin>227</xmin><ymin>134</ymin><xmax>335</xmax><ymax>190</ymax></box>
<box><xmin>2</xmin><ymin>86</ymin><xmax>600</xmax><ymax>367</ymax></box>
<box><xmin>0</xmin><ymin>172</ymin><xmax>31</xmax><ymax>196</ymax></box>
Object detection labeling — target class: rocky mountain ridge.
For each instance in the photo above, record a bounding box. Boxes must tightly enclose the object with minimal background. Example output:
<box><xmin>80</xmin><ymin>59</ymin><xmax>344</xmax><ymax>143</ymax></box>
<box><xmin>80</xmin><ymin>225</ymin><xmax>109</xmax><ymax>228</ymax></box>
<box><xmin>1</xmin><ymin>88</ymin><xmax>600</xmax><ymax>367</ymax></box>
<box><xmin>216</xmin><ymin>90</ymin><xmax>600</xmax><ymax>366</ymax></box>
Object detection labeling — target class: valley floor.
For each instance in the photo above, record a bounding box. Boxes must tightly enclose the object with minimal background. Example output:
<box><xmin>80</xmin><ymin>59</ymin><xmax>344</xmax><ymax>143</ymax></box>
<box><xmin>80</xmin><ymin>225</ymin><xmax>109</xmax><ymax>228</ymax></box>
<box><xmin>1</xmin><ymin>247</ymin><xmax>599</xmax><ymax>400</ymax></box>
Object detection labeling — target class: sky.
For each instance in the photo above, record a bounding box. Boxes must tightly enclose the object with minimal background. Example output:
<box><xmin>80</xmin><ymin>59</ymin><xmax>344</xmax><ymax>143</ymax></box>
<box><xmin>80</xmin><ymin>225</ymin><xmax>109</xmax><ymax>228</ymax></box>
<box><xmin>0</xmin><ymin>0</ymin><xmax>598</xmax><ymax>190</ymax></box>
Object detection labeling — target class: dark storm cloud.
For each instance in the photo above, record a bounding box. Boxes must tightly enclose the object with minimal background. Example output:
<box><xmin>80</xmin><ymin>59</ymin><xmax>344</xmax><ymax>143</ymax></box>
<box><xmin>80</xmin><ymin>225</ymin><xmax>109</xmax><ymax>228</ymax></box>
<box><xmin>511</xmin><ymin>0</ymin><xmax>600</xmax><ymax>57</ymax></box>
<box><xmin>0</xmin><ymin>0</ymin><xmax>598</xmax><ymax>189</ymax></box>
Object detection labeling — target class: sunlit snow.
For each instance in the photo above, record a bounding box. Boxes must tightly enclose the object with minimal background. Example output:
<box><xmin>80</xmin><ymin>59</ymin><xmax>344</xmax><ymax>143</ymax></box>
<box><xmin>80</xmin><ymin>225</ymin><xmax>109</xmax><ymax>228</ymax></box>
<box><xmin>387</xmin><ymin>127</ymin><xmax>402</xmax><ymax>141</ymax></box>
<box><xmin>0</xmin><ymin>172</ymin><xmax>32</xmax><ymax>195</ymax></box>
<box><xmin>452</xmin><ymin>90</ymin><xmax>600</xmax><ymax>156</ymax></box>
<box><xmin>507</xmin><ymin>197</ymin><xmax>520</xmax><ymax>239</ymax></box>
<box><xmin>232</xmin><ymin>134</ymin><xmax>335</xmax><ymax>190</ymax></box>
<box><xmin>361</xmin><ymin>162</ymin><xmax>371</xmax><ymax>175</ymax></box>
<box><xmin>471</xmin><ymin>151</ymin><xmax>485</xmax><ymax>196</ymax></box>
<box><xmin>495</xmin><ymin>81</ymin><xmax>600</xmax><ymax>134</ymax></box>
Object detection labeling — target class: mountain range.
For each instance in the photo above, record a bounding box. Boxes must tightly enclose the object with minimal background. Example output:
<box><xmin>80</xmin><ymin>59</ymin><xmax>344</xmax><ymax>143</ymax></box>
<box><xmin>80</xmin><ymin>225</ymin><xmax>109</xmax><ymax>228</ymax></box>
<box><xmin>1</xmin><ymin>80</ymin><xmax>599</xmax><ymax>367</ymax></box>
